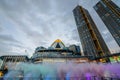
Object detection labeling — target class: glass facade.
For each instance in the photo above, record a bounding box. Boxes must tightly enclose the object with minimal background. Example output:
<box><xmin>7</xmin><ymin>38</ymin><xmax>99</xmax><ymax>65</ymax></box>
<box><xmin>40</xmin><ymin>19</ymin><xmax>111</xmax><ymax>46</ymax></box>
<box><xmin>73</xmin><ymin>6</ymin><xmax>110</xmax><ymax>57</ymax></box>
<box><xmin>31</xmin><ymin>39</ymin><xmax>83</xmax><ymax>63</ymax></box>
<box><xmin>0</xmin><ymin>59</ymin><xmax>3</xmax><ymax>69</ymax></box>
<box><xmin>32</xmin><ymin>51</ymin><xmax>73</xmax><ymax>59</ymax></box>
<box><xmin>94</xmin><ymin>0</ymin><xmax>120</xmax><ymax>46</ymax></box>
<box><xmin>73</xmin><ymin>6</ymin><xmax>97</xmax><ymax>57</ymax></box>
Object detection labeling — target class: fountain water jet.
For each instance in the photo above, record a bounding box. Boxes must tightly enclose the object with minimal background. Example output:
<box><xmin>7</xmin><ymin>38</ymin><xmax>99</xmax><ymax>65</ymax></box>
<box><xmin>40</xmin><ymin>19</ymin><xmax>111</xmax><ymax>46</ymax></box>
<box><xmin>3</xmin><ymin>62</ymin><xmax>120</xmax><ymax>80</ymax></box>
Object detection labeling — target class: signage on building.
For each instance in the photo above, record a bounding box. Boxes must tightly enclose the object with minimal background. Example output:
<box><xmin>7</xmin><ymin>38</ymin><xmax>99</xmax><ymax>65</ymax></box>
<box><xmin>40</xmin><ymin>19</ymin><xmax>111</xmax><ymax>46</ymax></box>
<box><xmin>99</xmin><ymin>58</ymin><xmax>106</xmax><ymax>63</ymax></box>
<box><xmin>109</xmin><ymin>56</ymin><xmax>118</xmax><ymax>63</ymax></box>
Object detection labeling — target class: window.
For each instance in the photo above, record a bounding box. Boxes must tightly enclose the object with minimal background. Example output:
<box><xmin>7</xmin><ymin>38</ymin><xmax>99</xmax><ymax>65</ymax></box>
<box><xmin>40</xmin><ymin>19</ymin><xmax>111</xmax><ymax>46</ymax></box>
<box><xmin>0</xmin><ymin>59</ymin><xmax>3</xmax><ymax>69</ymax></box>
<box><xmin>94</xmin><ymin>6</ymin><xmax>98</xmax><ymax>10</ymax></box>
<box><xmin>100</xmin><ymin>1</ymin><xmax>107</xmax><ymax>8</ymax></box>
<box><xmin>105</xmin><ymin>13</ymin><xmax>110</xmax><ymax>16</ymax></box>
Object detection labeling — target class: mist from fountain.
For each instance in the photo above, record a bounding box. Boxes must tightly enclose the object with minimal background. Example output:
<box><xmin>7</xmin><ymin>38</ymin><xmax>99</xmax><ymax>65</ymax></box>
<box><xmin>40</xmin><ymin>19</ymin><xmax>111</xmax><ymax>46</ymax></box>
<box><xmin>3</xmin><ymin>62</ymin><xmax>120</xmax><ymax>80</ymax></box>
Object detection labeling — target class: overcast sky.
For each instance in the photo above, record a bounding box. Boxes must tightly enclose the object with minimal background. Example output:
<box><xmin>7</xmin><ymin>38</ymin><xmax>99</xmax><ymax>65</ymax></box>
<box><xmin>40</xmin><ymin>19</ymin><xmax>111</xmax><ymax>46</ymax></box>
<box><xmin>0</xmin><ymin>0</ymin><xmax>120</xmax><ymax>57</ymax></box>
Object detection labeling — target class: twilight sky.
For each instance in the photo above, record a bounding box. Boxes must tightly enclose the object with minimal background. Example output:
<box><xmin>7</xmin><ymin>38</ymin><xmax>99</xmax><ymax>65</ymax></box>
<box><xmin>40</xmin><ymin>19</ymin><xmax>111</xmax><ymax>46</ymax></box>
<box><xmin>0</xmin><ymin>0</ymin><xmax>120</xmax><ymax>57</ymax></box>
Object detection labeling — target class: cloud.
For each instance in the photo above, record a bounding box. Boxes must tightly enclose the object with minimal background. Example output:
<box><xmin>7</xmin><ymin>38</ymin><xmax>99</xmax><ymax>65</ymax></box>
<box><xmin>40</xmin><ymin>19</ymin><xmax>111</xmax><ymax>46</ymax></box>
<box><xmin>0</xmin><ymin>0</ymin><xmax>80</xmax><ymax>56</ymax></box>
<box><xmin>0</xmin><ymin>34</ymin><xmax>19</xmax><ymax>43</ymax></box>
<box><xmin>0</xmin><ymin>0</ymin><xmax>119</xmax><ymax>56</ymax></box>
<box><xmin>0</xmin><ymin>26</ymin><xmax>3</xmax><ymax>32</ymax></box>
<box><xmin>0</xmin><ymin>34</ymin><xmax>25</xmax><ymax>55</ymax></box>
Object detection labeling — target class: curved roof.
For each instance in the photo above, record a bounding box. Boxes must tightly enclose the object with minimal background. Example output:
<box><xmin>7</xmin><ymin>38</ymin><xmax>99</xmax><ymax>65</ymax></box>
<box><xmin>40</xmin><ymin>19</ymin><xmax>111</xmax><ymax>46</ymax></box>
<box><xmin>54</xmin><ymin>39</ymin><xmax>62</xmax><ymax>42</ymax></box>
<box><xmin>51</xmin><ymin>39</ymin><xmax>65</xmax><ymax>49</ymax></box>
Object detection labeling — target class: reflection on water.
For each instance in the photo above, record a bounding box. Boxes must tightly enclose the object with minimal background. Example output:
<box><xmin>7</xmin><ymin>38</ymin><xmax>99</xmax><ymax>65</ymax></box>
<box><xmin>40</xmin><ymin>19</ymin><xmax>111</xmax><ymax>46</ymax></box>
<box><xmin>3</xmin><ymin>62</ymin><xmax>120</xmax><ymax>80</ymax></box>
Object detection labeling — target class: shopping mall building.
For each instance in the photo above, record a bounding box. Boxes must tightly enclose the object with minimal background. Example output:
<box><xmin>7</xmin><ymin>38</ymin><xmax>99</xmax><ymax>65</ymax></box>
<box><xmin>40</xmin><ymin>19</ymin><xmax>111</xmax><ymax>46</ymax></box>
<box><xmin>31</xmin><ymin>39</ymin><xmax>89</xmax><ymax>63</ymax></box>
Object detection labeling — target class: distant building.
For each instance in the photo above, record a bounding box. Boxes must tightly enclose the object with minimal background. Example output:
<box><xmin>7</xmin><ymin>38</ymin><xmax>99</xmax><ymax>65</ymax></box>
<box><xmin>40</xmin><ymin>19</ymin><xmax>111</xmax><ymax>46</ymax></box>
<box><xmin>0</xmin><ymin>55</ymin><xmax>29</xmax><ymax>70</ymax></box>
<box><xmin>69</xmin><ymin>45</ymin><xmax>81</xmax><ymax>55</ymax></box>
<box><xmin>73</xmin><ymin>5</ymin><xmax>110</xmax><ymax>57</ymax></box>
<box><xmin>94</xmin><ymin>0</ymin><xmax>120</xmax><ymax>46</ymax></box>
<box><xmin>35</xmin><ymin>46</ymin><xmax>46</xmax><ymax>53</ymax></box>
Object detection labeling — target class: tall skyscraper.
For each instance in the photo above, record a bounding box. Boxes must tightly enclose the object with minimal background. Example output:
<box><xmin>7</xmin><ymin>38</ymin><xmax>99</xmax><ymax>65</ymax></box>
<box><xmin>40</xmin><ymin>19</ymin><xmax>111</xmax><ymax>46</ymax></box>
<box><xmin>94</xmin><ymin>0</ymin><xmax>120</xmax><ymax>46</ymax></box>
<box><xmin>73</xmin><ymin>5</ymin><xmax>110</xmax><ymax>57</ymax></box>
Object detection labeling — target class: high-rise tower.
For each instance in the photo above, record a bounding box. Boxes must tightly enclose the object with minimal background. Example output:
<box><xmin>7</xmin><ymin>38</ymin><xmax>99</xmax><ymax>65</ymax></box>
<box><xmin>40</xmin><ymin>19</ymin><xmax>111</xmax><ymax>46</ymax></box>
<box><xmin>94</xmin><ymin>0</ymin><xmax>120</xmax><ymax>46</ymax></box>
<box><xmin>73</xmin><ymin>5</ymin><xmax>110</xmax><ymax>57</ymax></box>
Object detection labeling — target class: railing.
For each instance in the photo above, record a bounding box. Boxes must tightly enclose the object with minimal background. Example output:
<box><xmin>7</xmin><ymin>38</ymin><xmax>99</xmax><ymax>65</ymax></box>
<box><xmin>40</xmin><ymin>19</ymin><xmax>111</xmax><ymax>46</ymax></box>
<box><xmin>0</xmin><ymin>76</ymin><xmax>120</xmax><ymax>80</ymax></box>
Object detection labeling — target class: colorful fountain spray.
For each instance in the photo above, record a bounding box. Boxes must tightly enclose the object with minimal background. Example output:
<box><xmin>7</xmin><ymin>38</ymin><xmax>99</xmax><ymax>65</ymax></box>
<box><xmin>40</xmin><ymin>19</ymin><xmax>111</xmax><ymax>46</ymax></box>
<box><xmin>2</xmin><ymin>62</ymin><xmax>120</xmax><ymax>80</ymax></box>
